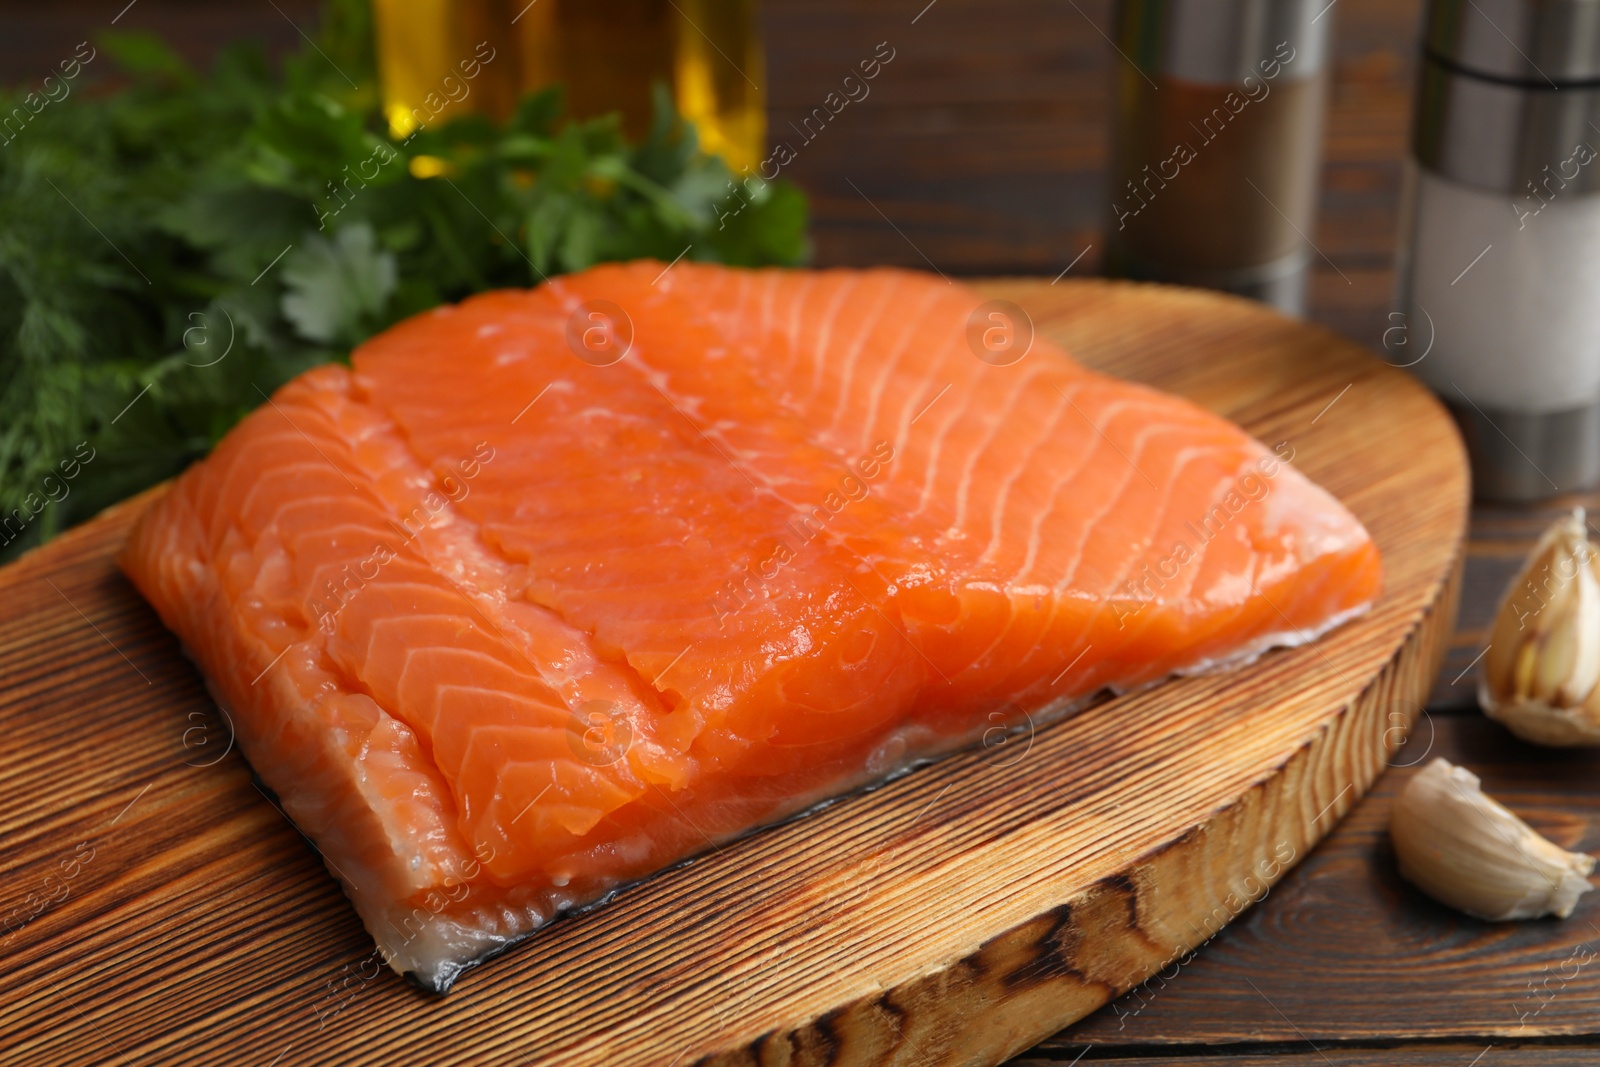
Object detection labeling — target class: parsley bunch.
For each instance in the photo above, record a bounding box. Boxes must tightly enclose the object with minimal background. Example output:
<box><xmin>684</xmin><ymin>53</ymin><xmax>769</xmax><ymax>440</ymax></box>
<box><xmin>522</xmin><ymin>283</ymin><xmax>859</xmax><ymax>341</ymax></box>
<box><xmin>0</xmin><ymin>1</ymin><xmax>807</xmax><ymax>559</ymax></box>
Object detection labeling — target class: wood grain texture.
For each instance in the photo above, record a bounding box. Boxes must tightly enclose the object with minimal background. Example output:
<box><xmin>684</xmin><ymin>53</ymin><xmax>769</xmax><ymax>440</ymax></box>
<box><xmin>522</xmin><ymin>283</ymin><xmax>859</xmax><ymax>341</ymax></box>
<box><xmin>1017</xmin><ymin>1049</ymin><xmax>1586</xmax><ymax>1065</ymax></box>
<box><xmin>0</xmin><ymin>279</ymin><xmax>1466</xmax><ymax>1066</ymax></box>
<box><xmin>1045</xmin><ymin>714</ymin><xmax>1600</xmax><ymax>1052</ymax></box>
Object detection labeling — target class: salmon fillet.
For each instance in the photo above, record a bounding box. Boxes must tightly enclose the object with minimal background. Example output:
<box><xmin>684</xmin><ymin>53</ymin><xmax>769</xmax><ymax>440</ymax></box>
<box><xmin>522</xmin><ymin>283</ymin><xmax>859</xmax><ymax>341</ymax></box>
<box><xmin>119</xmin><ymin>263</ymin><xmax>1382</xmax><ymax>990</ymax></box>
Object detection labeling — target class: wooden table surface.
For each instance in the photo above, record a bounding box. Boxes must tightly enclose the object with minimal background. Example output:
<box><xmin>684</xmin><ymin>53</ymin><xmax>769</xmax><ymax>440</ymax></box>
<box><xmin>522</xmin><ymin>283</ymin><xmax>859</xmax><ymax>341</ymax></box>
<box><xmin>8</xmin><ymin>1</ymin><xmax>1598</xmax><ymax>1064</ymax></box>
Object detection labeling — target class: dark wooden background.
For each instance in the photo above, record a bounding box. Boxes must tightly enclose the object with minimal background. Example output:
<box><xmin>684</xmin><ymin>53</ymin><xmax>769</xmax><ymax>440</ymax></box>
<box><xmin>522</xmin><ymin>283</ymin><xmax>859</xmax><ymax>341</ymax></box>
<box><xmin>0</xmin><ymin>0</ymin><xmax>1415</xmax><ymax>348</ymax></box>
<box><xmin>11</xmin><ymin>1</ymin><xmax>1600</xmax><ymax>1064</ymax></box>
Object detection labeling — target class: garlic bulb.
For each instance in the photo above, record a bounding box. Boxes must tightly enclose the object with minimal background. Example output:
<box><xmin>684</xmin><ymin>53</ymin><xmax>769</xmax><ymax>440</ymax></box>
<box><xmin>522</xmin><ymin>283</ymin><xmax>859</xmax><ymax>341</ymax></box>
<box><xmin>1480</xmin><ymin>508</ymin><xmax>1600</xmax><ymax>746</ymax></box>
<box><xmin>1390</xmin><ymin>758</ymin><xmax>1594</xmax><ymax>921</ymax></box>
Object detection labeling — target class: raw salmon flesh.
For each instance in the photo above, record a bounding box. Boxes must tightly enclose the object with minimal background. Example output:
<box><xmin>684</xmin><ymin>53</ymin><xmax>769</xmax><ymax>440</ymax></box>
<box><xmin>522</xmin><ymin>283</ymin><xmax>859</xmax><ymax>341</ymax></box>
<box><xmin>119</xmin><ymin>262</ymin><xmax>1382</xmax><ymax>990</ymax></box>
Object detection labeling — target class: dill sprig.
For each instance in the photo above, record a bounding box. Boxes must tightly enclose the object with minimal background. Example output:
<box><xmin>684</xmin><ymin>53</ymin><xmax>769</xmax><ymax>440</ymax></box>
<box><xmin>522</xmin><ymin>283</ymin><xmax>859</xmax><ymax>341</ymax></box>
<box><xmin>0</xmin><ymin>1</ymin><xmax>806</xmax><ymax>559</ymax></box>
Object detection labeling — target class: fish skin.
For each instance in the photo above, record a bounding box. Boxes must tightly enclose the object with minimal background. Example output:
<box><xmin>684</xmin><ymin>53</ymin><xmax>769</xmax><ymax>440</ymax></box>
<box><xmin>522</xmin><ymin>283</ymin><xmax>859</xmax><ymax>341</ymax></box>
<box><xmin>119</xmin><ymin>262</ymin><xmax>1382</xmax><ymax>988</ymax></box>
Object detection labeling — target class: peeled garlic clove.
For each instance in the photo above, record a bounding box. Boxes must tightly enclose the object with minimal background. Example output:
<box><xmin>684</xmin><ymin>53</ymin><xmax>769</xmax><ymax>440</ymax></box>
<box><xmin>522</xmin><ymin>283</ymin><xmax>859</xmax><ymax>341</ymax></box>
<box><xmin>1480</xmin><ymin>508</ymin><xmax>1600</xmax><ymax>746</ymax></box>
<box><xmin>1390</xmin><ymin>757</ymin><xmax>1594</xmax><ymax>921</ymax></box>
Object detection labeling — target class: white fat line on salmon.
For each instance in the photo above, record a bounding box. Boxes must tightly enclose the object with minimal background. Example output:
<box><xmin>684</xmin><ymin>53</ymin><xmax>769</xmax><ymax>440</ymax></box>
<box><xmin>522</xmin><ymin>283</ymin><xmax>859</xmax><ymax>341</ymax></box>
<box><xmin>306</xmin><ymin>442</ymin><xmax>496</xmax><ymax>636</ymax></box>
<box><xmin>1110</xmin><ymin>442</ymin><xmax>1295</xmax><ymax>631</ymax></box>
<box><xmin>708</xmin><ymin>442</ymin><xmax>895</xmax><ymax>627</ymax></box>
<box><xmin>647</xmin><ymin>368</ymin><xmax>890</xmax><ymax>580</ymax></box>
<box><xmin>1111</xmin><ymin>839</ymin><xmax>1297</xmax><ymax>1031</ymax></box>
<box><xmin>255</xmin><ymin>386</ymin><xmax>372</xmax><ymax>503</ymax></box>
<box><xmin>2</xmin><ymin>441</ymin><xmax>96</xmax><ymax>550</ymax></box>
<box><xmin>45</xmin><ymin>577</ymin><xmax>151</xmax><ymax>685</ymax></box>
<box><xmin>650</xmin><ymin>381</ymin><xmax>763</xmax><ymax>492</ymax></box>
<box><xmin>365</xmin><ymin>547</ymin><xmax>562</xmax><ymax>706</ymax></box>
<box><xmin>392</xmin><ymin>442</ymin><xmax>496</xmax><ymax>539</ymax></box>
<box><xmin>304</xmin><ymin>543</ymin><xmax>396</xmax><ymax>635</ymax></box>
<box><xmin>1055</xmin><ymin>384</ymin><xmax>1158</xmax><ymax>490</ymax></box>
<box><xmin>430</xmin><ymin>567</ymin><xmax>555</xmax><ymax>688</ymax></box>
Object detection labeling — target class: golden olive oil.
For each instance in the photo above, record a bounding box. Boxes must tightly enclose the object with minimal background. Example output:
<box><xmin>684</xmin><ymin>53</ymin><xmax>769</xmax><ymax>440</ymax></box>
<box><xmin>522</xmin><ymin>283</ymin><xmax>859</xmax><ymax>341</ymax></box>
<box><xmin>669</xmin><ymin>0</ymin><xmax>764</xmax><ymax>172</ymax></box>
<box><xmin>371</xmin><ymin>0</ymin><xmax>765</xmax><ymax>172</ymax></box>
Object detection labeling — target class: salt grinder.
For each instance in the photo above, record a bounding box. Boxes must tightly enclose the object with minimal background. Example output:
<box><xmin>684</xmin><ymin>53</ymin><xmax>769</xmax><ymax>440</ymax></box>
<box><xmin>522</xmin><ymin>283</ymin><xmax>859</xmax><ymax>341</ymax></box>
<box><xmin>1397</xmin><ymin>0</ymin><xmax>1600</xmax><ymax>501</ymax></box>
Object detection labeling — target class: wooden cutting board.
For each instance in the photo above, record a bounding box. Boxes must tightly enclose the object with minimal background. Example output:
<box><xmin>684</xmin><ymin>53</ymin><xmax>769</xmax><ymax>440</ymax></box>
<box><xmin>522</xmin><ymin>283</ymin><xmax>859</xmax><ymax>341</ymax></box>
<box><xmin>0</xmin><ymin>278</ymin><xmax>1467</xmax><ymax>1066</ymax></box>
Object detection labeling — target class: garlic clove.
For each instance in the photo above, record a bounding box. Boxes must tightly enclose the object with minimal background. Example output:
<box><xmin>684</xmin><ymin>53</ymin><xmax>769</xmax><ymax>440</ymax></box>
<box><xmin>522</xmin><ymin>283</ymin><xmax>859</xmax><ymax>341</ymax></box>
<box><xmin>1480</xmin><ymin>508</ymin><xmax>1600</xmax><ymax>746</ymax></box>
<box><xmin>1390</xmin><ymin>757</ymin><xmax>1594</xmax><ymax>921</ymax></box>
<box><xmin>1540</xmin><ymin>543</ymin><xmax>1600</xmax><ymax>705</ymax></box>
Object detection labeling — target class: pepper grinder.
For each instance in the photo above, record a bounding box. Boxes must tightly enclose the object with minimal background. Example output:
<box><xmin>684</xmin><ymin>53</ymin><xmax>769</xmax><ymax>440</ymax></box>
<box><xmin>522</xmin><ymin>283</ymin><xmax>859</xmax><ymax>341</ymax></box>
<box><xmin>1396</xmin><ymin>0</ymin><xmax>1600</xmax><ymax>501</ymax></box>
<box><xmin>1107</xmin><ymin>0</ymin><xmax>1332</xmax><ymax>315</ymax></box>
